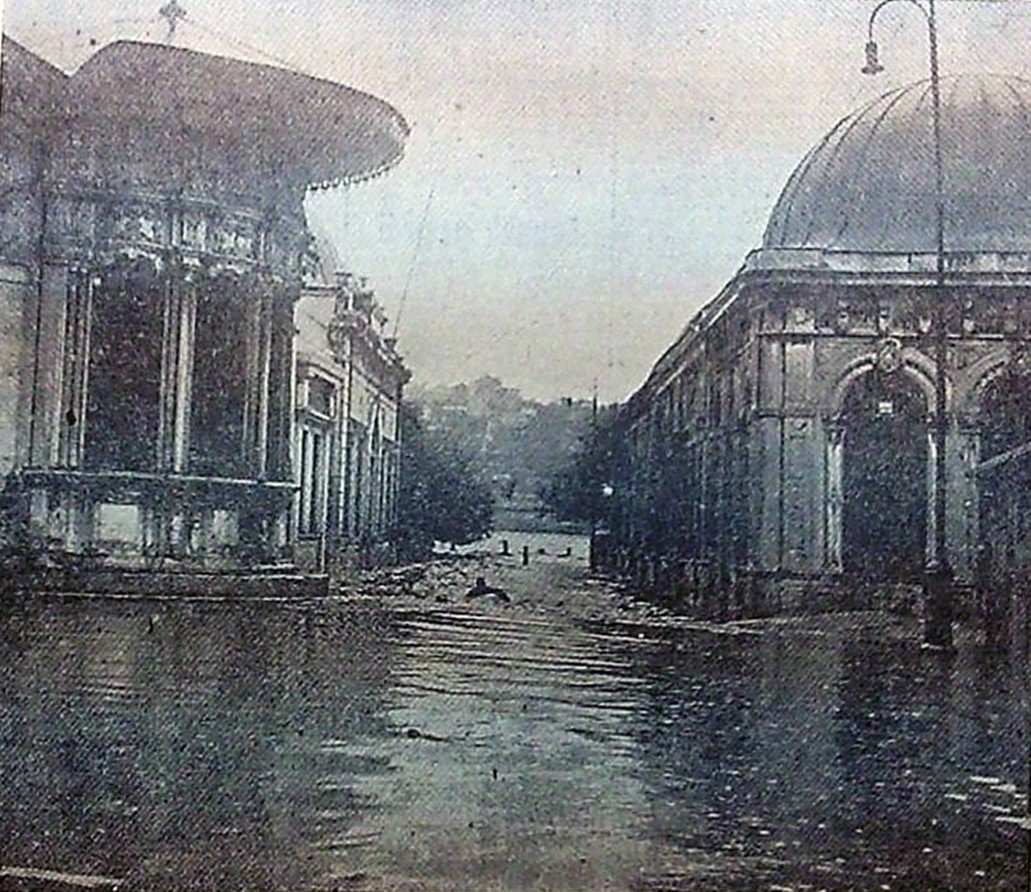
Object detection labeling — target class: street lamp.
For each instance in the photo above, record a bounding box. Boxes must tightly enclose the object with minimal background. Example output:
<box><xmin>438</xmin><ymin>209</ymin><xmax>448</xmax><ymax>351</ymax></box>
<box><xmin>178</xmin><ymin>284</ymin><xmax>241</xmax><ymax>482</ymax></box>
<box><xmin>589</xmin><ymin>482</ymin><xmax>614</xmax><ymax>571</ymax></box>
<box><xmin>862</xmin><ymin>0</ymin><xmax>953</xmax><ymax>649</ymax></box>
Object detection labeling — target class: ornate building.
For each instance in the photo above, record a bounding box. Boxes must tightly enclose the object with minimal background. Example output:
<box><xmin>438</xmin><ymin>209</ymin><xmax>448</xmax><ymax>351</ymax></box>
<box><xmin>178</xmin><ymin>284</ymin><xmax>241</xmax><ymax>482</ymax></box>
<box><xmin>605</xmin><ymin>74</ymin><xmax>1031</xmax><ymax>617</ymax></box>
<box><xmin>294</xmin><ymin>272</ymin><xmax>409</xmax><ymax>574</ymax></box>
<box><xmin>0</xmin><ymin>36</ymin><xmax>407</xmax><ymax>589</ymax></box>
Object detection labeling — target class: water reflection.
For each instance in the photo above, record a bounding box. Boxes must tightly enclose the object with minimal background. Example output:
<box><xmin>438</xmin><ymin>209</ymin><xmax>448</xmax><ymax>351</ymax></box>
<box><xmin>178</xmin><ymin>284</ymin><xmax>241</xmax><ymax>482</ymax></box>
<box><xmin>629</xmin><ymin>620</ymin><xmax>1029</xmax><ymax>890</ymax></box>
<box><xmin>0</xmin><ymin>598</ymin><xmax>1026</xmax><ymax>891</ymax></box>
<box><xmin>369</xmin><ymin>609</ymin><xmax>653</xmax><ymax>891</ymax></box>
<box><xmin>0</xmin><ymin>598</ymin><xmax>397</xmax><ymax>890</ymax></box>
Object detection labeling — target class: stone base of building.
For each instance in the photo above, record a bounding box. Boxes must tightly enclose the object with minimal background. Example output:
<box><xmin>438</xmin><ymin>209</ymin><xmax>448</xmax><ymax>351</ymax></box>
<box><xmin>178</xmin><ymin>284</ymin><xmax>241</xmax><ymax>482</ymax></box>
<box><xmin>294</xmin><ymin>534</ymin><xmax>401</xmax><ymax>582</ymax></box>
<box><xmin>612</xmin><ymin>555</ymin><xmax>979</xmax><ymax>621</ymax></box>
<box><xmin>756</xmin><ymin>574</ymin><xmax>925</xmax><ymax>617</ymax></box>
<box><xmin>2</xmin><ymin>567</ymin><xmax>329</xmax><ymax>598</ymax></box>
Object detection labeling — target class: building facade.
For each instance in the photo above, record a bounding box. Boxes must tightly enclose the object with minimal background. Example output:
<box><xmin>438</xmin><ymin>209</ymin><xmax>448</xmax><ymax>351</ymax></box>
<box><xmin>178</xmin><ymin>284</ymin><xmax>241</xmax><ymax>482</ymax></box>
<box><xmin>604</xmin><ymin>75</ymin><xmax>1031</xmax><ymax>617</ymax></box>
<box><xmin>0</xmin><ymin>37</ymin><xmax>407</xmax><ymax>588</ymax></box>
<box><xmin>294</xmin><ymin>273</ymin><xmax>408</xmax><ymax>573</ymax></box>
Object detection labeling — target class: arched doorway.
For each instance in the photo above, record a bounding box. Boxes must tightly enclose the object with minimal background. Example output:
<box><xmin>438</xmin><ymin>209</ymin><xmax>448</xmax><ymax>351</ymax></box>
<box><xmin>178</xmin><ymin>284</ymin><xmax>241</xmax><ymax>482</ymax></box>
<box><xmin>978</xmin><ymin>370</ymin><xmax>1031</xmax><ymax>570</ymax></box>
<box><xmin>840</xmin><ymin>371</ymin><xmax>928</xmax><ymax>580</ymax></box>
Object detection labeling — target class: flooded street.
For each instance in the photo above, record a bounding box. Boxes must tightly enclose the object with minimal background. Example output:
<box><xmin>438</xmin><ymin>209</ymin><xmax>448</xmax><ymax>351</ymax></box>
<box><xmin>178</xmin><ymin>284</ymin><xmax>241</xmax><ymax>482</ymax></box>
<box><xmin>0</xmin><ymin>556</ymin><xmax>1028</xmax><ymax>891</ymax></box>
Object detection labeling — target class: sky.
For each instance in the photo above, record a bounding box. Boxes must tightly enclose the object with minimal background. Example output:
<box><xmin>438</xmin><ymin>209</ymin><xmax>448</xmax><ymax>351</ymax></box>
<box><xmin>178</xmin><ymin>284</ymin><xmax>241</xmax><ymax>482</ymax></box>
<box><xmin>3</xmin><ymin>0</ymin><xmax>1030</xmax><ymax>401</ymax></box>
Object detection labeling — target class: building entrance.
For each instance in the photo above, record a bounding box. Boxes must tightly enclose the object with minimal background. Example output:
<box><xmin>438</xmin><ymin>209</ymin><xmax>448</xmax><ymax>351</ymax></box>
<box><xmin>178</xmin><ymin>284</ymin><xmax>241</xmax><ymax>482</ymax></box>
<box><xmin>841</xmin><ymin>372</ymin><xmax>927</xmax><ymax>580</ymax></box>
<box><xmin>978</xmin><ymin>371</ymin><xmax>1031</xmax><ymax>568</ymax></box>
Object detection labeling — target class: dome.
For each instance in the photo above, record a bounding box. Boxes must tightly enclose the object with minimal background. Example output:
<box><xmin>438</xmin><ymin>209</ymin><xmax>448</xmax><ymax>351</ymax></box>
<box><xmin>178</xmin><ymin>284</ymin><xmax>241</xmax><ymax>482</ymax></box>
<box><xmin>66</xmin><ymin>41</ymin><xmax>409</xmax><ymax>190</ymax></box>
<box><xmin>763</xmin><ymin>74</ymin><xmax>1031</xmax><ymax>254</ymax></box>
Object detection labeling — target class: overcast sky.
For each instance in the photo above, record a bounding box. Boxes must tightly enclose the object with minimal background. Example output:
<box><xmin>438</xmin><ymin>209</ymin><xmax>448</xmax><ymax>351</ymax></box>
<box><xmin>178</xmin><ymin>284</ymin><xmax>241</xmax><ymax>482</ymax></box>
<box><xmin>4</xmin><ymin>0</ymin><xmax>1030</xmax><ymax>400</ymax></box>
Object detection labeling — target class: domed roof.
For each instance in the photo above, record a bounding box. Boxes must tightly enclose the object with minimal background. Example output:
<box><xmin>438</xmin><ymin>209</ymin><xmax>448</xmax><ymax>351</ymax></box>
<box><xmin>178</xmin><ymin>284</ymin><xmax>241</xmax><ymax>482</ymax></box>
<box><xmin>66</xmin><ymin>41</ymin><xmax>408</xmax><ymax>190</ymax></box>
<box><xmin>763</xmin><ymin>74</ymin><xmax>1031</xmax><ymax>253</ymax></box>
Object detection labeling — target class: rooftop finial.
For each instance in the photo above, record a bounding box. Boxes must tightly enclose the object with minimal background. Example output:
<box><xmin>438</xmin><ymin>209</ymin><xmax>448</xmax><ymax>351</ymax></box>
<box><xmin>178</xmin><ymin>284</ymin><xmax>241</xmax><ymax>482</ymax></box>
<box><xmin>159</xmin><ymin>0</ymin><xmax>187</xmax><ymax>41</ymax></box>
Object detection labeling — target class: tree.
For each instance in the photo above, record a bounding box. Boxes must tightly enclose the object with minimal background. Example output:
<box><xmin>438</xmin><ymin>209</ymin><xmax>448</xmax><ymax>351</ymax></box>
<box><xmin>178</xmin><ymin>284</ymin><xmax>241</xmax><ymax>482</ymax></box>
<box><xmin>542</xmin><ymin>403</ymin><xmax>623</xmax><ymax>528</ymax></box>
<box><xmin>408</xmin><ymin>378</ymin><xmax>594</xmax><ymax>529</ymax></box>
<box><xmin>393</xmin><ymin>402</ymin><xmax>494</xmax><ymax>560</ymax></box>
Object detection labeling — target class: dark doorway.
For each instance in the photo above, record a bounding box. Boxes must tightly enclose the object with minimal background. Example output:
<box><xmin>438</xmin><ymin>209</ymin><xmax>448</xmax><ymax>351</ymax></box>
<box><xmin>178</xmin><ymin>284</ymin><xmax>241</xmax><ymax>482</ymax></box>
<box><xmin>85</xmin><ymin>259</ymin><xmax>164</xmax><ymax>472</ymax></box>
<box><xmin>190</xmin><ymin>276</ymin><xmax>250</xmax><ymax>478</ymax></box>
<box><xmin>978</xmin><ymin>371</ymin><xmax>1031</xmax><ymax>569</ymax></box>
<box><xmin>841</xmin><ymin>372</ymin><xmax>927</xmax><ymax>580</ymax></box>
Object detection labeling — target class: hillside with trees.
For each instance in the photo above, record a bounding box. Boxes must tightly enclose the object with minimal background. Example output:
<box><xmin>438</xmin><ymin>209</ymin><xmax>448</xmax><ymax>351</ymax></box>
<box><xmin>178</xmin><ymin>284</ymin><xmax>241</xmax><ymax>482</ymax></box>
<box><xmin>407</xmin><ymin>376</ymin><xmax>595</xmax><ymax>533</ymax></box>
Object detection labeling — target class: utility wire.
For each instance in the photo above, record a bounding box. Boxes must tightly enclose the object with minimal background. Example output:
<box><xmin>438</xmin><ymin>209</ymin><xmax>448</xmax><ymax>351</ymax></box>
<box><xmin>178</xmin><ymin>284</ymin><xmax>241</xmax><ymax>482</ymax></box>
<box><xmin>178</xmin><ymin>14</ymin><xmax>313</xmax><ymax>76</ymax></box>
<box><xmin>10</xmin><ymin>17</ymin><xmax>158</xmax><ymax>56</ymax></box>
<box><xmin>183</xmin><ymin>5</ymin><xmax>442</xmax><ymax>344</ymax></box>
<box><xmin>393</xmin><ymin>183</ymin><xmax>435</xmax><ymax>339</ymax></box>
<box><xmin>184</xmin><ymin>7</ymin><xmax>449</xmax><ymax>346</ymax></box>
<box><xmin>146</xmin><ymin>6</ymin><xmax>447</xmax><ymax>348</ymax></box>
<box><xmin>391</xmin><ymin>93</ymin><xmax>459</xmax><ymax>339</ymax></box>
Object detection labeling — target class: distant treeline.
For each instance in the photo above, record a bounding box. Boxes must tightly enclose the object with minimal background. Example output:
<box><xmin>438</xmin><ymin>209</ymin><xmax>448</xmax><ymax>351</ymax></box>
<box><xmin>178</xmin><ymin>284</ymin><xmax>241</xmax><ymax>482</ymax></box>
<box><xmin>404</xmin><ymin>375</ymin><xmax>596</xmax><ymax>539</ymax></box>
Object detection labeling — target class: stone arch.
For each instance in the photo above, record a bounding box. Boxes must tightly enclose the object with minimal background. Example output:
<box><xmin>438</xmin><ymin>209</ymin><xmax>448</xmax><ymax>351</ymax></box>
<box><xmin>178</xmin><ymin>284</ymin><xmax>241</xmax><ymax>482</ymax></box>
<box><xmin>839</xmin><ymin>368</ymin><xmax>930</xmax><ymax>579</ymax></box>
<box><xmin>823</xmin><ymin>349</ymin><xmax>942</xmax><ymax>578</ymax></box>
<box><xmin>979</xmin><ymin>368</ymin><xmax>1031</xmax><ymax>462</ymax></box>
<box><xmin>956</xmin><ymin>348</ymin><xmax>1020</xmax><ymax>421</ymax></box>
<box><xmin>825</xmin><ymin>346</ymin><xmax>938</xmax><ymax>421</ymax></box>
<box><xmin>973</xmin><ymin>361</ymin><xmax>1031</xmax><ymax>599</ymax></box>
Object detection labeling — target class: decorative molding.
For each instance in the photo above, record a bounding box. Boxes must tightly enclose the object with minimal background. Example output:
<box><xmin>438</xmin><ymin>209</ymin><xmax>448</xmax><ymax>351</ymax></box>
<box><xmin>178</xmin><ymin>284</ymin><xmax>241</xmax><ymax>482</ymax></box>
<box><xmin>1009</xmin><ymin>340</ymin><xmax>1031</xmax><ymax>376</ymax></box>
<box><xmin>873</xmin><ymin>337</ymin><xmax>903</xmax><ymax>374</ymax></box>
<box><xmin>38</xmin><ymin>186</ymin><xmax>316</xmax><ymax>281</ymax></box>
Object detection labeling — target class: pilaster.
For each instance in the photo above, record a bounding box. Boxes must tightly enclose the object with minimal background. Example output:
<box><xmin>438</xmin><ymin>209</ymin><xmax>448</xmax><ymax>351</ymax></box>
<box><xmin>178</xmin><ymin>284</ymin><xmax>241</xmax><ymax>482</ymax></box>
<box><xmin>57</xmin><ymin>267</ymin><xmax>92</xmax><ymax>469</ymax></box>
<box><xmin>28</xmin><ymin>262</ymin><xmax>71</xmax><ymax>468</ymax></box>
<box><xmin>158</xmin><ymin>268</ymin><xmax>197</xmax><ymax>473</ymax></box>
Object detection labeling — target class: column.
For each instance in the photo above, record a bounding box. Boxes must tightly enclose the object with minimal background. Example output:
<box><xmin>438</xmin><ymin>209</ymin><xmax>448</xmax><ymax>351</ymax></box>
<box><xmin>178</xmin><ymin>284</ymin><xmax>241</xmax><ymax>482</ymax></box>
<box><xmin>255</xmin><ymin>292</ymin><xmax>273</xmax><ymax>479</ymax></box>
<box><xmin>952</xmin><ymin>427</ymin><xmax>980</xmax><ymax>584</ymax></box>
<box><xmin>947</xmin><ymin>424</ymin><xmax>977</xmax><ymax>583</ymax></box>
<box><xmin>58</xmin><ymin>267</ymin><xmax>92</xmax><ymax>469</ymax></box>
<box><xmin>240</xmin><ymin>280</ymin><xmax>270</xmax><ymax>479</ymax></box>
<box><xmin>825</xmin><ymin>424</ymin><xmax>844</xmax><ymax>571</ymax></box>
<box><xmin>926</xmin><ymin>429</ymin><xmax>938</xmax><ymax>565</ymax></box>
<box><xmin>29</xmin><ymin>262</ymin><xmax>71</xmax><ymax>468</ymax></box>
<box><xmin>158</xmin><ymin>271</ymin><xmax>196</xmax><ymax>473</ymax></box>
<box><xmin>266</xmin><ymin>288</ymin><xmax>296</xmax><ymax>482</ymax></box>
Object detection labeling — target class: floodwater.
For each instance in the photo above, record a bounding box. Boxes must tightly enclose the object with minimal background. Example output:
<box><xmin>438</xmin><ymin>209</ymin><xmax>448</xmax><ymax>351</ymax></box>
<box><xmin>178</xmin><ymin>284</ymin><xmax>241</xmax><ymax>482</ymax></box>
<box><xmin>0</xmin><ymin>587</ymin><xmax>1027</xmax><ymax>892</ymax></box>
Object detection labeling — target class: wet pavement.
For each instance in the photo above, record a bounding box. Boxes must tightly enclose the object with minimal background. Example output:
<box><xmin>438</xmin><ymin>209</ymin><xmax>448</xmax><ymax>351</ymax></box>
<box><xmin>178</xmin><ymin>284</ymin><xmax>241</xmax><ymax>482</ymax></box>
<box><xmin>0</xmin><ymin>552</ymin><xmax>1028</xmax><ymax>892</ymax></box>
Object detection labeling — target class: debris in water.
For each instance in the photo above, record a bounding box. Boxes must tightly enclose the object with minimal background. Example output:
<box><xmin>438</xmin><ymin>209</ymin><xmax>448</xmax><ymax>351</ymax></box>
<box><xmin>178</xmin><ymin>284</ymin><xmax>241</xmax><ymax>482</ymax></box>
<box><xmin>995</xmin><ymin>815</ymin><xmax>1031</xmax><ymax>830</ymax></box>
<box><xmin>402</xmin><ymin>727</ymin><xmax>450</xmax><ymax>743</ymax></box>
<box><xmin>465</xmin><ymin>577</ymin><xmax>511</xmax><ymax>603</ymax></box>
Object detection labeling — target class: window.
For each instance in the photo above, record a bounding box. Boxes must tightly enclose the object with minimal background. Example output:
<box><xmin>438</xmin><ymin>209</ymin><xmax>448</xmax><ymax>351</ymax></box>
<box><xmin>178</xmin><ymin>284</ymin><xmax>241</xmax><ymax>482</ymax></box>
<box><xmin>298</xmin><ymin>426</ymin><xmax>325</xmax><ymax>535</ymax></box>
<box><xmin>85</xmin><ymin>261</ymin><xmax>164</xmax><ymax>472</ymax></box>
<box><xmin>307</xmin><ymin>377</ymin><xmax>334</xmax><ymax>417</ymax></box>
<box><xmin>190</xmin><ymin>277</ymin><xmax>249</xmax><ymax>477</ymax></box>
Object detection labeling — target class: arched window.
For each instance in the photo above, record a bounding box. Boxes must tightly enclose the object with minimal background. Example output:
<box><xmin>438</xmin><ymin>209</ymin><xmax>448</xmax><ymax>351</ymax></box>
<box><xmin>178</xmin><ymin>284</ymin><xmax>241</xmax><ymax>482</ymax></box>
<box><xmin>978</xmin><ymin>370</ymin><xmax>1031</xmax><ymax>567</ymax></box>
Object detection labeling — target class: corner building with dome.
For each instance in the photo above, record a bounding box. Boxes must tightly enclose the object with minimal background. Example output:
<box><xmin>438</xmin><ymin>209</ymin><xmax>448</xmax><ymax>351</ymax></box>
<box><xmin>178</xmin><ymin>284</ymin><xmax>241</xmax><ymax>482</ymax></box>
<box><xmin>0</xmin><ymin>35</ymin><xmax>408</xmax><ymax>591</ymax></box>
<box><xmin>606</xmin><ymin>74</ymin><xmax>1031</xmax><ymax>617</ymax></box>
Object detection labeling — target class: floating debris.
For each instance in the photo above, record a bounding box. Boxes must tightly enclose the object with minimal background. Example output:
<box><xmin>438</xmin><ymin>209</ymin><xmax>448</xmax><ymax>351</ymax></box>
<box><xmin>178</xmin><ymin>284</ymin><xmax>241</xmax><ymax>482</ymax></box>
<box><xmin>0</xmin><ymin>867</ymin><xmax>122</xmax><ymax>890</ymax></box>
<box><xmin>995</xmin><ymin>815</ymin><xmax>1031</xmax><ymax>830</ymax></box>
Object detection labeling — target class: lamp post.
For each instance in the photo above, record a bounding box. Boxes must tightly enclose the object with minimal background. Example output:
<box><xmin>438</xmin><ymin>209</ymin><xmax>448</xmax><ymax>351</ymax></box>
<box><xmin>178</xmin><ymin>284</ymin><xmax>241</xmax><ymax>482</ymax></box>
<box><xmin>862</xmin><ymin>0</ymin><xmax>953</xmax><ymax>649</ymax></box>
<box><xmin>590</xmin><ymin>482</ymin><xmax>614</xmax><ymax>571</ymax></box>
